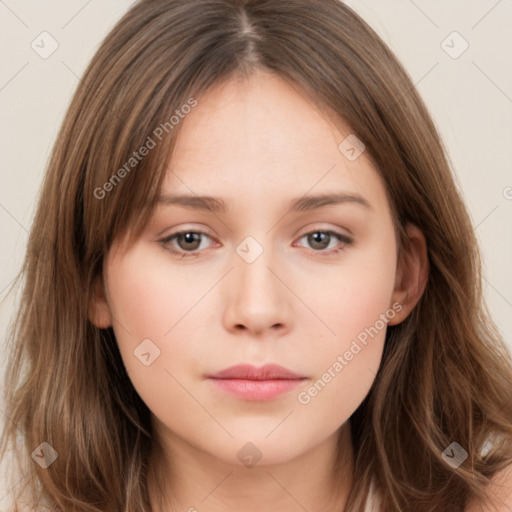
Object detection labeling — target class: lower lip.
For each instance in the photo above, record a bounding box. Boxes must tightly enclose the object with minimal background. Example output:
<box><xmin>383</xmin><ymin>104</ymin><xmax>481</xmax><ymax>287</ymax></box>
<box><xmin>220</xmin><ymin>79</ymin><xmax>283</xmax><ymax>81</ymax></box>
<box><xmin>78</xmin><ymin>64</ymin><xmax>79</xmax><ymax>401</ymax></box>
<box><xmin>207</xmin><ymin>378</ymin><xmax>305</xmax><ymax>400</ymax></box>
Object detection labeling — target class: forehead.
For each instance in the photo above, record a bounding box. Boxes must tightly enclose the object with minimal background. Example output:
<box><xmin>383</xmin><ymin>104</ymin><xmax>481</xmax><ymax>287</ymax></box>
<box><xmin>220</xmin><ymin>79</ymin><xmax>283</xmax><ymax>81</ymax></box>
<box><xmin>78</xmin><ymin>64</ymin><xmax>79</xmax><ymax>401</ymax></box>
<box><xmin>162</xmin><ymin>71</ymin><xmax>388</xmax><ymax>214</ymax></box>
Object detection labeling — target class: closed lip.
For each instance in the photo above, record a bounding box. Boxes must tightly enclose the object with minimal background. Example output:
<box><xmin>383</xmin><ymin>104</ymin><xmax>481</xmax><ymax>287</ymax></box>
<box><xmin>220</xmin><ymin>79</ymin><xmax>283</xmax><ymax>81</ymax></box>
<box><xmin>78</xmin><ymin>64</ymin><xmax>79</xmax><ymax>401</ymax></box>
<box><xmin>207</xmin><ymin>363</ymin><xmax>306</xmax><ymax>380</ymax></box>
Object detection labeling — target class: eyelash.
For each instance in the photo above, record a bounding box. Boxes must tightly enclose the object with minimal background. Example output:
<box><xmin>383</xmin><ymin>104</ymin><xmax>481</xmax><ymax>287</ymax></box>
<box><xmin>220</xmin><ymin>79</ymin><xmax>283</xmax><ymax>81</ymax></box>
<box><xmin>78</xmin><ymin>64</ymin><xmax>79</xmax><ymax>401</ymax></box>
<box><xmin>159</xmin><ymin>229</ymin><xmax>353</xmax><ymax>260</ymax></box>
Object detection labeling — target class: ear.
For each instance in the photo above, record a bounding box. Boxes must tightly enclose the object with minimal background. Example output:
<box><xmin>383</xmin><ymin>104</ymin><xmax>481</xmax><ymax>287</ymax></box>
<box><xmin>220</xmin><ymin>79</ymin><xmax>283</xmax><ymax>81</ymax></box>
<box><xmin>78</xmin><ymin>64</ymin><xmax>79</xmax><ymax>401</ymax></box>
<box><xmin>88</xmin><ymin>275</ymin><xmax>113</xmax><ymax>329</ymax></box>
<box><xmin>387</xmin><ymin>222</ymin><xmax>429</xmax><ymax>326</ymax></box>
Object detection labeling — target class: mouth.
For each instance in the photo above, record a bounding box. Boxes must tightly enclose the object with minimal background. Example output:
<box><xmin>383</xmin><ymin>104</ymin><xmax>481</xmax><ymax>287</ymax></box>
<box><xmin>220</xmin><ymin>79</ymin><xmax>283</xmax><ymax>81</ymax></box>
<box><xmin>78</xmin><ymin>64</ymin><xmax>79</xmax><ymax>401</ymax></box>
<box><xmin>206</xmin><ymin>363</ymin><xmax>307</xmax><ymax>401</ymax></box>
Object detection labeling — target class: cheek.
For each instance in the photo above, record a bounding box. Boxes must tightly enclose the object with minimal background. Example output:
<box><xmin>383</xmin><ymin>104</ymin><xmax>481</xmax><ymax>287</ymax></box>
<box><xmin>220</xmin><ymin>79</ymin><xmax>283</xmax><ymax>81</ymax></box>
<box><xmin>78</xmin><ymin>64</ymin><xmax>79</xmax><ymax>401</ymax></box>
<box><xmin>105</xmin><ymin>245</ymin><xmax>209</xmax><ymax>342</ymax></box>
<box><xmin>295</xmin><ymin>231</ymin><xmax>397</xmax><ymax>410</ymax></box>
<box><xmin>103</xmin><ymin>247</ymin><xmax>206</xmax><ymax>407</ymax></box>
<box><xmin>305</xmin><ymin>229</ymin><xmax>397</xmax><ymax>349</ymax></box>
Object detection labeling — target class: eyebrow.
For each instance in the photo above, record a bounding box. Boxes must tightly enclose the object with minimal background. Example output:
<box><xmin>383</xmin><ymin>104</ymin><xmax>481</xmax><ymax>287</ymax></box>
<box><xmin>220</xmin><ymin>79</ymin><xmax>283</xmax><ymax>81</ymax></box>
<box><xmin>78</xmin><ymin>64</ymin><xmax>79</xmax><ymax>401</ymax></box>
<box><xmin>156</xmin><ymin>192</ymin><xmax>373</xmax><ymax>214</ymax></box>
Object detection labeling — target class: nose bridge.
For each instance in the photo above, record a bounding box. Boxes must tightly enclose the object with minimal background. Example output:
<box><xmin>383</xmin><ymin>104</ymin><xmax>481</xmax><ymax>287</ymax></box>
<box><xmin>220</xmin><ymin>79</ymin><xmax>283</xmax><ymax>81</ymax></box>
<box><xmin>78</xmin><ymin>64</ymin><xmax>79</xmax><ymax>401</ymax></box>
<box><xmin>235</xmin><ymin>234</ymin><xmax>281</xmax><ymax>304</ymax></box>
<box><xmin>223</xmin><ymin>233</ymin><xmax>290</xmax><ymax>334</ymax></box>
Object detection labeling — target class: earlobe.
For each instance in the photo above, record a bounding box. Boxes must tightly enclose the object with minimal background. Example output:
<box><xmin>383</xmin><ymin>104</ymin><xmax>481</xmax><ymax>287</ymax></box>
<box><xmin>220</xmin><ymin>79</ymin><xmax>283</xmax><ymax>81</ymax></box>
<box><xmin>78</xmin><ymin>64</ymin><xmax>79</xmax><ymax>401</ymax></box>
<box><xmin>388</xmin><ymin>223</ymin><xmax>429</xmax><ymax>326</ymax></box>
<box><xmin>88</xmin><ymin>276</ymin><xmax>113</xmax><ymax>329</ymax></box>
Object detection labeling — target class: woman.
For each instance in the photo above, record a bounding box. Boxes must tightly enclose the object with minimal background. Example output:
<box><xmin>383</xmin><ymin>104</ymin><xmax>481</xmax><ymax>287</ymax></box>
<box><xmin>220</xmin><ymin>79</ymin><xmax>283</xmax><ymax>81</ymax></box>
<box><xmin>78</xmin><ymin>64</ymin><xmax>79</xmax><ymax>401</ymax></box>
<box><xmin>1</xmin><ymin>1</ymin><xmax>511</xmax><ymax>510</ymax></box>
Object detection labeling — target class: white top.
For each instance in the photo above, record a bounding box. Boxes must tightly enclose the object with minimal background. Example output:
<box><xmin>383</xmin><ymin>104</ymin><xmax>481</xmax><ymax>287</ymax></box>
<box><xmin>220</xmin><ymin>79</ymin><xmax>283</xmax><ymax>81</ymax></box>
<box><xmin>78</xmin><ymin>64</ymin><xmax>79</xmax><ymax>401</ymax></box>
<box><xmin>364</xmin><ymin>478</ymin><xmax>380</xmax><ymax>511</ymax></box>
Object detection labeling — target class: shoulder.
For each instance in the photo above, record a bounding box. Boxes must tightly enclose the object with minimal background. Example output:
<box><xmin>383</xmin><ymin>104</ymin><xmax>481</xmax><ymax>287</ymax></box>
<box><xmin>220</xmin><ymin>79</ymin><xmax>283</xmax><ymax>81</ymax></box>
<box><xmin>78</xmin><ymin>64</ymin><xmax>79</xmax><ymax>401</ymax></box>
<box><xmin>466</xmin><ymin>464</ymin><xmax>512</xmax><ymax>511</ymax></box>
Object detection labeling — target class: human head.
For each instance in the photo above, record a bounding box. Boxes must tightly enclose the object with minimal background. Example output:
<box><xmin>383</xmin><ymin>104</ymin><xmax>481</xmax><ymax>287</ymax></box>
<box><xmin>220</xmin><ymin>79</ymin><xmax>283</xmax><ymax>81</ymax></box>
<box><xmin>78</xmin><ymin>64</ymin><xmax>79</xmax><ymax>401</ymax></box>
<box><xmin>88</xmin><ymin>67</ymin><xmax>428</xmax><ymax>508</ymax></box>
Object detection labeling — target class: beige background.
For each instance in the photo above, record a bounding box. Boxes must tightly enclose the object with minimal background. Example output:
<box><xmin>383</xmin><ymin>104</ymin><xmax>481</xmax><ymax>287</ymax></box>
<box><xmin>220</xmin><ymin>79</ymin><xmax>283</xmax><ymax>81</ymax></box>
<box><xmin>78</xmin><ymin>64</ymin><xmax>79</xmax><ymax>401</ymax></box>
<box><xmin>1</xmin><ymin>0</ymin><xmax>512</xmax><ymax>505</ymax></box>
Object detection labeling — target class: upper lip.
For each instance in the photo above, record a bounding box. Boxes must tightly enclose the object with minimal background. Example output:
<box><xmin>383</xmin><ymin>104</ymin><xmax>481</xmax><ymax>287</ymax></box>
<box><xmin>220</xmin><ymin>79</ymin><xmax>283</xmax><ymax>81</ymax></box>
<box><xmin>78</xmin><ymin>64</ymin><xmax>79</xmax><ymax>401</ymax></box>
<box><xmin>208</xmin><ymin>364</ymin><xmax>306</xmax><ymax>380</ymax></box>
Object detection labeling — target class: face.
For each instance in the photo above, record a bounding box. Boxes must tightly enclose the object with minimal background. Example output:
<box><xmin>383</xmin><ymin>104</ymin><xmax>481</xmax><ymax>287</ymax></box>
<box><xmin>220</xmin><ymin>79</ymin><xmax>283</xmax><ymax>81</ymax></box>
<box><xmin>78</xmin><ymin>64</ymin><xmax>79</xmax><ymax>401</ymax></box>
<box><xmin>92</xmin><ymin>70</ymin><xmax>413</xmax><ymax>469</ymax></box>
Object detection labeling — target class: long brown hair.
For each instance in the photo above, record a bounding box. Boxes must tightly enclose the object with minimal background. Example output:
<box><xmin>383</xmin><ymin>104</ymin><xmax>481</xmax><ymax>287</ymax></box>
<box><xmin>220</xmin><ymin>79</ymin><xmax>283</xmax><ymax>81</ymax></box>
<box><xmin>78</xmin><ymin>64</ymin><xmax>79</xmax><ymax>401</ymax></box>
<box><xmin>2</xmin><ymin>0</ymin><xmax>512</xmax><ymax>510</ymax></box>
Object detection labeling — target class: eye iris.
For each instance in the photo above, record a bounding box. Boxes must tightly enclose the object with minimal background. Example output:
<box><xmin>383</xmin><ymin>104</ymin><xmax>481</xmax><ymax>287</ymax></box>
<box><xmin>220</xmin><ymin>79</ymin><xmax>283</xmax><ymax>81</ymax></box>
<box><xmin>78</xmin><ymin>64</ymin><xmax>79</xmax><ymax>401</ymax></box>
<box><xmin>308</xmin><ymin>232</ymin><xmax>330</xmax><ymax>250</ymax></box>
<box><xmin>177</xmin><ymin>232</ymin><xmax>201</xmax><ymax>250</ymax></box>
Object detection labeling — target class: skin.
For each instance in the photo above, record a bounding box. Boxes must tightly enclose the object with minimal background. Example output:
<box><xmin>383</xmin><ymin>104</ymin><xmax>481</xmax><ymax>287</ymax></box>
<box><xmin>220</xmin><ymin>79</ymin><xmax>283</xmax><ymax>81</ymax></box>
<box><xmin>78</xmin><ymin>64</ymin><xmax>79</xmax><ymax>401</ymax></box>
<box><xmin>90</xmin><ymin>70</ymin><xmax>429</xmax><ymax>512</ymax></box>
<box><xmin>466</xmin><ymin>466</ymin><xmax>512</xmax><ymax>511</ymax></box>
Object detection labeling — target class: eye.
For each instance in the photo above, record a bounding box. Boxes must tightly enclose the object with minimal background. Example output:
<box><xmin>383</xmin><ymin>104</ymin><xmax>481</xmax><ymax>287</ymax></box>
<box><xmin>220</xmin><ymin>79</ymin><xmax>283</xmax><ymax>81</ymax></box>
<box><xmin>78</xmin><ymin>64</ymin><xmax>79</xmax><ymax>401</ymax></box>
<box><xmin>159</xmin><ymin>230</ymin><xmax>216</xmax><ymax>259</ymax></box>
<box><xmin>159</xmin><ymin>228</ymin><xmax>353</xmax><ymax>260</ymax></box>
<box><xmin>295</xmin><ymin>229</ymin><xmax>353</xmax><ymax>257</ymax></box>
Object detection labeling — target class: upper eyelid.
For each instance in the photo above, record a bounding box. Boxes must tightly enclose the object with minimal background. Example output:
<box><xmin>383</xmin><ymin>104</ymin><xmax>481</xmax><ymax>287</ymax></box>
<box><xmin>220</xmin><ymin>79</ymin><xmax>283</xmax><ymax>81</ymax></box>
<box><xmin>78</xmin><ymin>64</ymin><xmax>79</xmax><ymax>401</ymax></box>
<box><xmin>294</xmin><ymin>230</ymin><xmax>352</xmax><ymax>248</ymax></box>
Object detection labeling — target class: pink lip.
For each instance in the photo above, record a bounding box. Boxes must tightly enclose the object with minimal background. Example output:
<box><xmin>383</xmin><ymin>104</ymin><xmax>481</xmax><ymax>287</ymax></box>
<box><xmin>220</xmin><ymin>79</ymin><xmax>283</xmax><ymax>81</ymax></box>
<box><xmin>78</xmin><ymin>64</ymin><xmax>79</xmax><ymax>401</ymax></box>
<box><xmin>207</xmin><ymin>364</ymin><xmax>307</xmax><ymax>401</ymax></box>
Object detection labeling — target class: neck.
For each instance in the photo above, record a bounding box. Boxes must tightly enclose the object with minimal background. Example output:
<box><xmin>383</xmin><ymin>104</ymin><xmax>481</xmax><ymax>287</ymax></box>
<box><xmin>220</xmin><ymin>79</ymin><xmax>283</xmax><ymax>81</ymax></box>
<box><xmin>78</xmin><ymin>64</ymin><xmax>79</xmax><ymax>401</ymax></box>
<box><xmin>148</xmin><ymin>421</ymin><xmax>354</xmax><ymax>512</ymax></box>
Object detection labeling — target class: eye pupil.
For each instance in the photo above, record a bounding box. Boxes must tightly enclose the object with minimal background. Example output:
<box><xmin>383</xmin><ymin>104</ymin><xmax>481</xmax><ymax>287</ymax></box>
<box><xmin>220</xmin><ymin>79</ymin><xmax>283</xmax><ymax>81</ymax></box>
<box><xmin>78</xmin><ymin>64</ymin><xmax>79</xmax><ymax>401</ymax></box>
<box><xmin>178</xmin><ymin>232</ymin><xmax>201</xmax><ymax>250</ymax></box>
<box><xmin>308</xmin><ymin>232</ymin><xmax>329</xmax><ymax>250</ymax></box>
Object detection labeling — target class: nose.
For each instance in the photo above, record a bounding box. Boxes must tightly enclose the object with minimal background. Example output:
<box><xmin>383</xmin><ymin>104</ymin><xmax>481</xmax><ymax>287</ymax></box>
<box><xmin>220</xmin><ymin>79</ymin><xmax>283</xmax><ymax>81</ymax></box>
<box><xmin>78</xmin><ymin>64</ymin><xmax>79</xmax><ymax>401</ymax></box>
<box><xmin>222</xmin><ymin>243</ymin><xmax>292</xmax><ymax>337</ymax></box>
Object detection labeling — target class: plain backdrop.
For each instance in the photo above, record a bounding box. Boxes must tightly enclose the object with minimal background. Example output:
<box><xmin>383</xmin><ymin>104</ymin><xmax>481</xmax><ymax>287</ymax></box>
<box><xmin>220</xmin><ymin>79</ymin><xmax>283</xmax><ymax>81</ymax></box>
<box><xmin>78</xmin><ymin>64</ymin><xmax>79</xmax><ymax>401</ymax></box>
<box><xmin>1</xmin><ymin>0</ymin><xmax>512</xmax><ymax>506</ymax></box>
